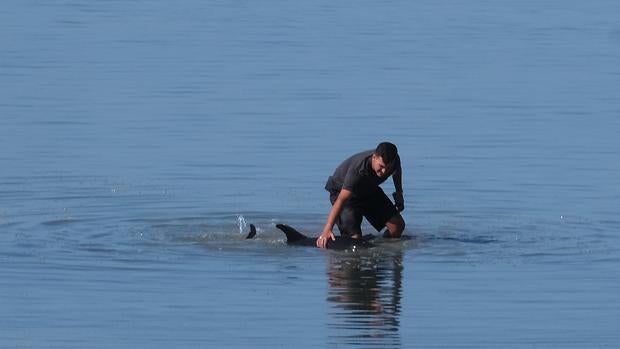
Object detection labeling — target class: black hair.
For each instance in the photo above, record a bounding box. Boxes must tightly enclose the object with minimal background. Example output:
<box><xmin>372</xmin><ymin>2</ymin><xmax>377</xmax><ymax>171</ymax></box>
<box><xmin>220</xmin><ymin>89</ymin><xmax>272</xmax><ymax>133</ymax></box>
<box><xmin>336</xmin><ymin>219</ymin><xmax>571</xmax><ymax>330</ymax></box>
<box><xmin>374</xmin><ymin>142</ymin><xmax>399</xmax><ymax>166</ymax></box>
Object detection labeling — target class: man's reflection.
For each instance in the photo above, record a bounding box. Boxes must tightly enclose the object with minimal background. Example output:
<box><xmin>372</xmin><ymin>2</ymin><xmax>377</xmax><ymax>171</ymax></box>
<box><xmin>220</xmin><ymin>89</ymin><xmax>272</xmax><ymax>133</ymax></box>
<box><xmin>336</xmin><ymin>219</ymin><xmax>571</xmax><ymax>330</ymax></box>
<box><xmin>326</xmin><ymin>250</ymin><xmax>403</xmax><ymax>348</ymax></box>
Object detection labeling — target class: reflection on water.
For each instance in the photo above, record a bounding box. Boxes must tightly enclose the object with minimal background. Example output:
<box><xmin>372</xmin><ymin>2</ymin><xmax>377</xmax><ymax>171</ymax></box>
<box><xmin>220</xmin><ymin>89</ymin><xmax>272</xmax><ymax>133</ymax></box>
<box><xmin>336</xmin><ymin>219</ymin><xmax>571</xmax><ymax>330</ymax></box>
<box><xmin>326</xmin><ymin>250</ymin><xmax>403</xmax><ymax>349</ymax></box>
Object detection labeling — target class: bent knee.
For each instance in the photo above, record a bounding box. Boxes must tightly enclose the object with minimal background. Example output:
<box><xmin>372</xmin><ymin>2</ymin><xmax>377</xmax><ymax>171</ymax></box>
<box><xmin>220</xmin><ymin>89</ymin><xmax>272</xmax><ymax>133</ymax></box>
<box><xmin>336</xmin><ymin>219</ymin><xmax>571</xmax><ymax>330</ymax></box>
<box><xmin>385</xmin><ymin>215</ymin><xmax>405</xmax><ymax>238</ymax></box>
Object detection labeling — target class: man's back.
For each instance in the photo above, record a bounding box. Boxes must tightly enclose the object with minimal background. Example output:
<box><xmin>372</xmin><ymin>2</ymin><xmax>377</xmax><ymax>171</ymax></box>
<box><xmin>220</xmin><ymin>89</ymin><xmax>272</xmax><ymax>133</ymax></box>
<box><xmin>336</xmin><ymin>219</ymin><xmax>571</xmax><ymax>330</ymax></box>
<box><xmin>324</xmin><ymin>150</ymin><xmax>374</xmax><ymax>193</ymax></box>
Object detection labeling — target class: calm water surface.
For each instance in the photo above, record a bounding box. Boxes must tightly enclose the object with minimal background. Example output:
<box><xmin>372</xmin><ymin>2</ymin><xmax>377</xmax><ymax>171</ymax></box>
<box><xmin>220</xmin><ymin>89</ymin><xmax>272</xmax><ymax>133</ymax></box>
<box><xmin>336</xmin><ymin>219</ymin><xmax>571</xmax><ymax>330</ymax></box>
<box><xmin>2</xmin><ymin>0</ymin><xmax>620</xmax><ymax>348</ymax></box>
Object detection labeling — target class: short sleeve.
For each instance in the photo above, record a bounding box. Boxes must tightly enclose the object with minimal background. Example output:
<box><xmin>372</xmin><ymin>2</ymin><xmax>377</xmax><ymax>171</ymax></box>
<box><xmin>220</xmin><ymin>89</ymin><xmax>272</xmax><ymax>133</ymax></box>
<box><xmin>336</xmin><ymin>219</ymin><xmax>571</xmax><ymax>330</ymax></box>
<box><xmin>342</xmin><ymin>167</ymin><xmax>360</xmax><ymax>192</ymax></box>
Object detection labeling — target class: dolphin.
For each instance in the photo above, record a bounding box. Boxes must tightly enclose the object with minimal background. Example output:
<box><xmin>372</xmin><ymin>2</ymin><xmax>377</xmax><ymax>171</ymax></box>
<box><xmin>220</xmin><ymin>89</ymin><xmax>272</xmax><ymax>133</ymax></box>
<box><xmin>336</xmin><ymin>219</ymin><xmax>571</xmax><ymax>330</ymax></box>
<box><xmin>275</xmin><ymin>224</ymin><xmax>374</xmax><ymax>250</ymax></box>
<box><xmin>245</xmin><ymin>223</ymin><xmax>374</xmax><ymax>250</ymax></box>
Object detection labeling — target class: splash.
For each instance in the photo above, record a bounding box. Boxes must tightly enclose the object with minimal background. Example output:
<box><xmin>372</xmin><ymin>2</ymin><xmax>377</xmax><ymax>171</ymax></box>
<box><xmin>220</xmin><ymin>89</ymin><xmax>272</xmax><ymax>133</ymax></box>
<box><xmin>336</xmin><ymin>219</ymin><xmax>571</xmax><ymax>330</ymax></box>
<box><xmin>237</xmin><ymin>214</ymin><xmax>247</xmax><ymax>234</ymax></box>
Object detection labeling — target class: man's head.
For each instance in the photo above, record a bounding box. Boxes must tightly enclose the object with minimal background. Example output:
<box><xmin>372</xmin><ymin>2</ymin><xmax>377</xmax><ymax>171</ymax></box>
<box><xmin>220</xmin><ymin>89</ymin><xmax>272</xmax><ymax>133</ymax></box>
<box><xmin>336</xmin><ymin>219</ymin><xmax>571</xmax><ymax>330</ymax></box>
<box><xmin>371</xmin><ymin>142</ymin><xmax>399</xmax><ymax>178</ymax></box>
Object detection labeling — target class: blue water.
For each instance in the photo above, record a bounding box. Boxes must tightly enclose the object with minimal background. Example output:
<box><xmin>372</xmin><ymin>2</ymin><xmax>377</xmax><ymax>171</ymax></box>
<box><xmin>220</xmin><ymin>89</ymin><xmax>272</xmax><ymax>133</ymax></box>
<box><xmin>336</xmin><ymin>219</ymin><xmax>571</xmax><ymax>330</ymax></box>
<box><xmin>2</xmin><ymin>0</ymin><xmax>620</xmax><ymax>348</ymax></box>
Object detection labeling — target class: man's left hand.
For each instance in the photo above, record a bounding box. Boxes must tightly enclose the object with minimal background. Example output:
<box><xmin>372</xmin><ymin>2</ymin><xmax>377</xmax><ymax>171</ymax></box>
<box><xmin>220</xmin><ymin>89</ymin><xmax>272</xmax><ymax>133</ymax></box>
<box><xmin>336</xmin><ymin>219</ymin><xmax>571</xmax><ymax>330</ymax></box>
<box><xmin>392</xmin><ymin>191</ymin><xmax>404</xmax><ymax>212</ymax></box>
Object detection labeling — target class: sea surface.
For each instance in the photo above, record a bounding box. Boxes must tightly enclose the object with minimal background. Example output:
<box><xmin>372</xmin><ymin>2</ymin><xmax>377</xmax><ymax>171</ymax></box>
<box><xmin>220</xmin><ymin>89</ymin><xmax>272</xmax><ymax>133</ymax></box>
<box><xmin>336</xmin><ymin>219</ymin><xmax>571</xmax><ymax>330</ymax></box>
<box><xmin>2</xmin><ymin>0</ymin><xmax>620</xmax><ymax>348</ymax></box>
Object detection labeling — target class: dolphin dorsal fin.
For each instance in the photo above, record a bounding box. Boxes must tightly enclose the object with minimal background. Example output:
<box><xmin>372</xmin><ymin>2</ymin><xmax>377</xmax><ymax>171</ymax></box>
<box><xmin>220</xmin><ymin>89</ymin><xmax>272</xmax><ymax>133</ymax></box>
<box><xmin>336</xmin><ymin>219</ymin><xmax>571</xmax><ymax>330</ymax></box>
<box><xmin>275</xmin><ymin>224</ymin><xmax>308</xmax><ymax>243</ymax></box>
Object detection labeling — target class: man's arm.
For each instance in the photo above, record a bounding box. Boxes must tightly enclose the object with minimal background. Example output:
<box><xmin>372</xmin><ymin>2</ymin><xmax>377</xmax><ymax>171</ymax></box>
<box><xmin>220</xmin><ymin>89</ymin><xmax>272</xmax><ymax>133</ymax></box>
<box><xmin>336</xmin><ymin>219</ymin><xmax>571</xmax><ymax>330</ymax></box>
<box><xmin>392</xmin><ymin>165</ymin><xmax>403</xmax><ymax>193</ymax></box>
<box><xmin>392</xmin><ymin>164</ymin><xmax>404</xmax><ymax>212</ymax></box>
<box><xmin>317</xmin><ymin>189</ymin><xmax>352</xmax><ymax>248</ymax></box>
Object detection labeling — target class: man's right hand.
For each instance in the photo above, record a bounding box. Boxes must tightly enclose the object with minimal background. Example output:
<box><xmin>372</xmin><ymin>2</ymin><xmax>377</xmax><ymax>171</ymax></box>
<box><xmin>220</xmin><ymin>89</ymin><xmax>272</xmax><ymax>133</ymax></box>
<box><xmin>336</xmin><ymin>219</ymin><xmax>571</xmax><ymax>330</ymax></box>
<box><xmin>316</xmin><ymin>229</ymin><xmax>336</xmax><ymax>248</ymax></box>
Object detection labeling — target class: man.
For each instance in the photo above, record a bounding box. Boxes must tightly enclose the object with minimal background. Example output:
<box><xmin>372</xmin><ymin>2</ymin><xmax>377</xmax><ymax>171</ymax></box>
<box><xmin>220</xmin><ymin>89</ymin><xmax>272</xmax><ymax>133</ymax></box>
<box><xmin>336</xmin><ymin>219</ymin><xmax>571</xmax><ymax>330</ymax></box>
<box><xmin>317</xmin><ymin>142</ymin><xmax>405</xmax><ymax>248</ymax></box>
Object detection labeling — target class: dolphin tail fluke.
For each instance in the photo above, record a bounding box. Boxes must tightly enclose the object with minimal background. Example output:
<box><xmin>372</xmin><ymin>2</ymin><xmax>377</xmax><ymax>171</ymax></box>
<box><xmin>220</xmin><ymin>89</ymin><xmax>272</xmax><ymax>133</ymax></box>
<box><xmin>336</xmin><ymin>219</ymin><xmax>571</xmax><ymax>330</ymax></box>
<box><xmin>245</xmin><ymin>224</ymin><xmax>257</xmax><ymax>239</ymax></box>
<box><xmin>275</xmin><ymin>224</ymin><xmax>308</xmax><ymax>243</ymax></box>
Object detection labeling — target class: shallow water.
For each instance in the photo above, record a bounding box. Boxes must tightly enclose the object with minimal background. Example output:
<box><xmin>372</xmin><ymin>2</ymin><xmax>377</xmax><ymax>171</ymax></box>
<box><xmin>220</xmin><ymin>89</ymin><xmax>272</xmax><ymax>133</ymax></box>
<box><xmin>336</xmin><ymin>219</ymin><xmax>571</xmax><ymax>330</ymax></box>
<box><xmin>2</xmin><ymin>0</ymin><xmax>620</xmax><ymax>347</ymax></box>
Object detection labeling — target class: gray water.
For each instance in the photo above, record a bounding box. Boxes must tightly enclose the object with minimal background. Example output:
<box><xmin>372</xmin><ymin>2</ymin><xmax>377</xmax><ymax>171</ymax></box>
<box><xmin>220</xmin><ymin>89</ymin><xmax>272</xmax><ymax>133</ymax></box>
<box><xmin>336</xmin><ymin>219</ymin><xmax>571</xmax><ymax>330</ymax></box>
<box><xmin>2</xmin><ymin>0</ymin><xmax>620</xmax><ymax>348</ymax></box>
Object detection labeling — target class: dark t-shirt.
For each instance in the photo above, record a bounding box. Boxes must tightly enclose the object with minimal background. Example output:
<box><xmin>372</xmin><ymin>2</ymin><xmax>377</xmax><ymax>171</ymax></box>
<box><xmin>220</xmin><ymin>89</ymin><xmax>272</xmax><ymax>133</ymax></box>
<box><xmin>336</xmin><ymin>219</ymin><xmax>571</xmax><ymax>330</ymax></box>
<box><xmin>324</xmin><ymin>150</ymin><xmax>399</xmax><ymax>198</ymax></box>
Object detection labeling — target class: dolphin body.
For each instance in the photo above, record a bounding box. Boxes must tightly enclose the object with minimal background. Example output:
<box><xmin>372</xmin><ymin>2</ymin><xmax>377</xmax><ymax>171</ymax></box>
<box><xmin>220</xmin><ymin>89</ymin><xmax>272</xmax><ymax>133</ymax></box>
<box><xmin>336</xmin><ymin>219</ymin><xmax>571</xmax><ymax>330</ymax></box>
<box><xmin>245</xmin><ymin>223</ymin><xmax>374</xmax><ymax>250</ymax></box>
<box><xmin>275</xmin><ymin>224</ymin><xmax>374</xmax><ymax>250</ymax></box>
